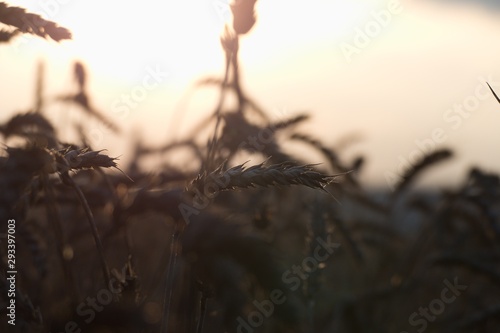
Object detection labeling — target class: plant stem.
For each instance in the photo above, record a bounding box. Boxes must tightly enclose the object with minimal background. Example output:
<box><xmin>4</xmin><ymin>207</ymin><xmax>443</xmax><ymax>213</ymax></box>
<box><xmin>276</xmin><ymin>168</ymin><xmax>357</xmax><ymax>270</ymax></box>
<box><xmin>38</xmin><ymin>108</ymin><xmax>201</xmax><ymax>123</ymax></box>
<box><xmin>66</xmin><ymin>175</ymin><xmax>111</xmax><ymax>287</ymax></box>
<box><xmin>41</xmin><ymin>174</ymin><xmax>79</xmax><ymax>306</ymax></box>
<box><xmin>196</xmin><ymin>293</ymin><xmax>208</xmax><ymax>333</ymax></box>
<box><xmin>230</xmin><ymin>48</ymin><xmax>244</xmax><ymax>111</ymax></box>
<box><xmin>206</xmin><ymin>47</ymin><xmax>232</xmax><ymax>171</ymax></box>
<box><xmin>306</xmin><ymin>298</ymin><xmax>315</xmax><ymax>333</ymax></box>
<box><xmin>160</xmin><ymin>221</ymin><xmax>182</xmax><ymax>333</ymax></box>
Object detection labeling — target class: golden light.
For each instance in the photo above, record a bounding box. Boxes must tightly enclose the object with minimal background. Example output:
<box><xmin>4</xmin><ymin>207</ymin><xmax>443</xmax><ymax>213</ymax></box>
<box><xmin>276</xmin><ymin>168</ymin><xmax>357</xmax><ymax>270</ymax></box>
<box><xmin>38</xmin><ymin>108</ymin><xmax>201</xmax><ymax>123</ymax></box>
<box><xmin>9</xmin><ymin>1</ymin><xmax>232</xmax><ymax>84</ymax></box>
<box><xmin>69</xmin><ymin>1</ymin><xmax>229</xmax><ymax>82</ymax></box>
<box><xmin>7</xmin><ymin>0</ymin><xmax>366</xmax><ymax>85</ymax></box>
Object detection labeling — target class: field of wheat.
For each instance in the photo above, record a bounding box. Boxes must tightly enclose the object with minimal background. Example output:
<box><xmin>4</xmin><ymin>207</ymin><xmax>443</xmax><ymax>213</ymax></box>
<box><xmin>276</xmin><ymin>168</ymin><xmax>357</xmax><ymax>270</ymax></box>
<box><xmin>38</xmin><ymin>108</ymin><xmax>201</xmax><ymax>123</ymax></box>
<box><xmin>1</xmin><ymin>2</ymin><xmax>500</xmax><ymax>333</ymax></box>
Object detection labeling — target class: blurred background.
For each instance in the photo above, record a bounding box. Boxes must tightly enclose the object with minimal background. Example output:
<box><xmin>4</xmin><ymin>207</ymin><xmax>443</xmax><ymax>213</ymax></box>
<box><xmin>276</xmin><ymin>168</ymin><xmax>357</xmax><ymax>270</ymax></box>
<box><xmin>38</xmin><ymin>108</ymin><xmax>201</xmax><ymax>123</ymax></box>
<box><xmin>3</xmin><ymin>2</ymin><xmax>500</xmax><ymax>332</ymax></box>
<box><xmin>1</xmin><ymin>0</ymin><xmax>500</xmax><ymax>189</ymax></box>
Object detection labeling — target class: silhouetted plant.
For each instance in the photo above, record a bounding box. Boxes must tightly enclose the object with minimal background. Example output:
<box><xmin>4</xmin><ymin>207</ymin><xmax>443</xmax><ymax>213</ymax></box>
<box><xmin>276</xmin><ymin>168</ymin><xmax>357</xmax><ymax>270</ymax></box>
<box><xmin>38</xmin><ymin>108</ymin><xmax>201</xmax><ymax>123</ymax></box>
<box><xmin>0</xmin><ymin>2</ymin><xmax>71</xmax><ymax>42</ymax></box>
<box><xmin>1</xmin><ymin>2</ymin><xmax>500</xmax><ymax>333</ymax></box>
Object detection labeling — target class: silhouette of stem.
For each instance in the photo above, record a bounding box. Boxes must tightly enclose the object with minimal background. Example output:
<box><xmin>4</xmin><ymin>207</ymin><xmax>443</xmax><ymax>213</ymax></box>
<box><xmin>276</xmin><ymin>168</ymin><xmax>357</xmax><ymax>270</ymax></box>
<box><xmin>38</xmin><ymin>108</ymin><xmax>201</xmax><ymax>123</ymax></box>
<box><xmin>206</xmin><ymin>43</ymin><xmax>233</xmax><ymax>171</ymax></box>
<box><xmin>41</xmin><ymin>174</ymin><xmax>79</xmax><ymax>307</ymax></box>
<box><xmin>65</xmin><ymin>175</ymin><xmax>111</xmax><ymax>287</ymax></box>
<box><xmin>487</xmin><ymin>82</ymin><xmax>500</xmax><ymax>104</ymax></box>
<box><xmin>161</xmin><ymin>221</ymin><xmax>182</xmax><ymax>333</ymax></box>
<box><xmin>196</xmin><ymin>293</ymin><xmax>208</xmax><ymax>333</ymax></box>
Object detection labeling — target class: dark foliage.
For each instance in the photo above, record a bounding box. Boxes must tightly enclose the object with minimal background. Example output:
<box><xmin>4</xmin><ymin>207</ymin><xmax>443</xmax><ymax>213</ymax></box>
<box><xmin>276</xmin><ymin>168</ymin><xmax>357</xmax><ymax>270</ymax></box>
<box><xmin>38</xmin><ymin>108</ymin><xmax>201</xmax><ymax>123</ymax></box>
<box><xmin>1</xmin><ymin>3</ymin><xmax>499</xmax><ymax>333</ymax></box>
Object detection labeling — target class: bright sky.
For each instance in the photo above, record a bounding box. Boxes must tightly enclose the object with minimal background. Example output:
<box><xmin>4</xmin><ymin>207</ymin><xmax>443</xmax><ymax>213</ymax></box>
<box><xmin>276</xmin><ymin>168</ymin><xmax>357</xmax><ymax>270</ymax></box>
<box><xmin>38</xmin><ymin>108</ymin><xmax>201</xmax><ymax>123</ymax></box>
<box><xmin>1</xmin><ymin>0</ymin><xmax>500</xmax><ymax>189</ymax></box>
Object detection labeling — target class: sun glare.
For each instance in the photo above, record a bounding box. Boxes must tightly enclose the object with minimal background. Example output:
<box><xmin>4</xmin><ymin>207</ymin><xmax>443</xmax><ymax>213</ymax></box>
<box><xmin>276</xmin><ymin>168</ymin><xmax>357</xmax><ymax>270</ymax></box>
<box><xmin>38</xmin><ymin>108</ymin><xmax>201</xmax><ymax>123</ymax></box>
<box><xmin>11</xmin><ymin>1</ymin><xmax>231</xmax><ymax>85</ymax></box>
<box><xmin>8</xmin><ymin>0</ymin><xmax>368</xmax><ymax>87</ymax></box>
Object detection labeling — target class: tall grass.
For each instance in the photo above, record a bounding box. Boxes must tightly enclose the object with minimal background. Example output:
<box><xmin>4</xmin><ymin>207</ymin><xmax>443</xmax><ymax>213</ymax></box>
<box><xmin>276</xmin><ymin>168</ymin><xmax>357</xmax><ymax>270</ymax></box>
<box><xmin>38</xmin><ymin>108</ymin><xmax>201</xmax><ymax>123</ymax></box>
<box><xmin>1</xmin><ymin>2</ymin><xmax>500</xmax><ymax>333</ymax></box>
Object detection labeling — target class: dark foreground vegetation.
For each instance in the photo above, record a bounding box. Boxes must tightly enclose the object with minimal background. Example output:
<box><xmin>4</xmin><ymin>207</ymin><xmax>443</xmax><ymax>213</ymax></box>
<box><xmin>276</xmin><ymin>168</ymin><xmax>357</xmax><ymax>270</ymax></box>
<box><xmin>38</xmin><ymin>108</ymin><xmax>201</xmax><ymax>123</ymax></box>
<box><xmin>1</xmin><ymin>2</ymin><xmax>500</xmax><ymax>332</ymax></box>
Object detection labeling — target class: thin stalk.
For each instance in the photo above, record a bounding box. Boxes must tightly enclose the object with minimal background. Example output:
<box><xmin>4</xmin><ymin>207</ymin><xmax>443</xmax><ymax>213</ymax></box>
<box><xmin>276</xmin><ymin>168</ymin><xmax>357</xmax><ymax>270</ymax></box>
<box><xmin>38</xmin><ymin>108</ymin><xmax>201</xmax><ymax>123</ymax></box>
<box><xmin>487</xmin><ymin>82</ymin><xmax>500</xmax><ymax>104</ymax></box>
<box><xmin>230</xmin><ymin>48</ymin><xmax>245</xmax><ymax>111</ymax></box>
<box><xmin>97</xmin><ymin>168</ymin><xmax>132</xmax><ymax>255</ymax></box>
<box><xmin>305</xmin><ymin>299</ymin><xmax>315</xmax><ymax>333</ymax></box>
<box><xmin>305</xmin><ymin>197</ymin><xmax>327</xmax><ymax>333</ymax></box>
<box><xmin>41</xmin><ymin>174</ymin><xmax>79</xmax><ymax>306</ymax></box>
<box><xmin>65</xmin><ymin>175</ymin><xmax>111</xmax><ymax>287</ymax></box>
<box><xmin>206</xmin><ymin>49</ymin><xmax>232</xmax><ymax>171</ymax></box>
<box><xmin>160</xmin><ymin>222</ymin><xmax>182</xmax><ymax>333</ymax></box>
<box><xmin>196</xmin><ymin>293</ymin><xmax>208</xmax><ymax>333</ymax></box>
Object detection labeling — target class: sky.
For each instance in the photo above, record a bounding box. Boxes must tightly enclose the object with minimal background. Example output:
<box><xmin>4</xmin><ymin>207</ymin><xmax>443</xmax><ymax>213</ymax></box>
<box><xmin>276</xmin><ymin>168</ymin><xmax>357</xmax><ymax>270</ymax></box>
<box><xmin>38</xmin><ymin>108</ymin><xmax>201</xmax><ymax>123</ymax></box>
<box><xmin>1</xmin><ymin>0</ymin><xmax>500</xmax><ymax>190</ymax></box>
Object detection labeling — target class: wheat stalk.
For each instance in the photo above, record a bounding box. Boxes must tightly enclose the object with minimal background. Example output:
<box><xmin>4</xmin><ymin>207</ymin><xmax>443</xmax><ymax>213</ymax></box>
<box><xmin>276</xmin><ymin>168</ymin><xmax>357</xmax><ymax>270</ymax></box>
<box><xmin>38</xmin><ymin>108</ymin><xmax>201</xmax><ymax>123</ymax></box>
<box><xmin>268</xmin><ymin>114</ymin><xmax>309</xmax><ymax>131</ymax></box>
<box><xmin>60</xmin><ymin>148</ymin><xmax>118</xmax><ymax>170</ymax></box>
<box><xmin>60</xmin><ymin>172</ymin><xmax>112</xmax><ymax>288</ymax></box>
<box><xmin>0</xmin><ymin>2</ymin><xmax>71</xmax><ymax>42</ymax></box>
<box><xmin>231</xmin><ymin>0</ymin><xmax>257</xmax><ymax>35</ymax></box>
<box><xmin>393</xmin><ymin>148</ymin><xmax>452</xmax><ymax>196</ymax></box>
<box><xmin>53</xmin><ymin>147</ymin><xmax>131</xmax><ymax>181</ymax></box>
<box><xmin>189</xmin><ymin>161</ymin><xmax>337</xmax><ymax>195</ymax></box>
<box><xmin>487</xmin><ymin>82</ymin><xmax>500</xmax><ymax>104</ymax></box>
<box><xmin>0</xmin><ymin>112</ymin><xmax>55</xmax><ymax>138</ymax></box>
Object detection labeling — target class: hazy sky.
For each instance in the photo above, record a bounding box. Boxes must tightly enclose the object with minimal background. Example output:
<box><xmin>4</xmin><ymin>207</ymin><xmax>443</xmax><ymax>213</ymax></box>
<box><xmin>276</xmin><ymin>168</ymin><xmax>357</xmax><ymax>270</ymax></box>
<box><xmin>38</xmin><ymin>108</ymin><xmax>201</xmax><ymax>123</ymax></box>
<box><xmin>1</xmin><ymin>0</ymin><xmax>500</xmax><ymax>189</ymax></box>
